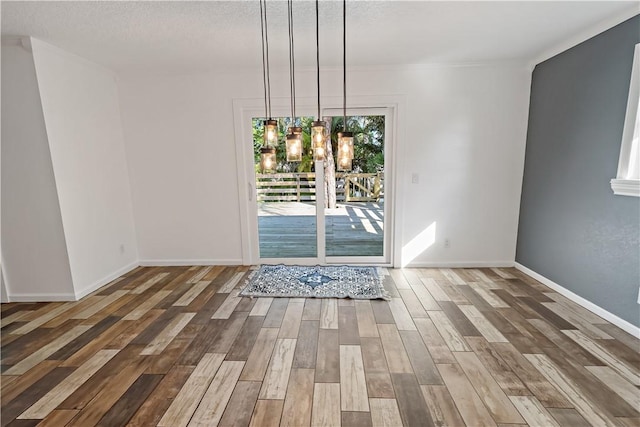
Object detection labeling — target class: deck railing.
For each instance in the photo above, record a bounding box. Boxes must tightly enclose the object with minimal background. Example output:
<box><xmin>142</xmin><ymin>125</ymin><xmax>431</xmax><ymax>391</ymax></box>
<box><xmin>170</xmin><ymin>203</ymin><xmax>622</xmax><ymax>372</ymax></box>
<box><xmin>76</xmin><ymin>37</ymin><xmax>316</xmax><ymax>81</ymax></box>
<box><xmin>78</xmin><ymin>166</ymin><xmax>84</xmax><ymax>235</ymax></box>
<box><xmin>255</xmin><ymin>172</ymin><xmax>384</xmax><ymax>202</ymax></box>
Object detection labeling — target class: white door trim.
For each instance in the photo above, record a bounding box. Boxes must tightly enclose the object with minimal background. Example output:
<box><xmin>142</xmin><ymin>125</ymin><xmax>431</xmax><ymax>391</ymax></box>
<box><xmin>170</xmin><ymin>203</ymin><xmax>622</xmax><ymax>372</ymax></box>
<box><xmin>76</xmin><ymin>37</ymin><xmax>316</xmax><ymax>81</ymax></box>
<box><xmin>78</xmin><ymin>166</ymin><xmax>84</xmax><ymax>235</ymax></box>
<box><xmin>233</xmin><ymin>95</ymin><xmax>406</xmax><ymax>266</ymax></box>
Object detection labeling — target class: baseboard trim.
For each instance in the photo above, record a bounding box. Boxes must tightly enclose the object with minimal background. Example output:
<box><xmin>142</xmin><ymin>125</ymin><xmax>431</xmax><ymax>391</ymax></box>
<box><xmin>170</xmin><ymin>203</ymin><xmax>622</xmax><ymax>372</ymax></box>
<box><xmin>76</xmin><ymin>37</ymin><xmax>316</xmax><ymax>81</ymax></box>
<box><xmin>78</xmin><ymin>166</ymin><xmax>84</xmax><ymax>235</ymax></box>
<box><xmin>7</xmin><ymin>293</ymin><xmax>77</xmax><ymax>302</ymax></box>
<box><xmin>404</xmin><ymin>261</ymin><xmax>515</xmax><ymax>268</ymax></box>
<box><xmin>74</xmin><ymin>261</ymin><xmax>140</xmax><ymax>300</ymax></box>
<box><xmin>139</xmin><ymin>259</ymin><xmax>243</xmax><ymax>267</ymax></box>
<box><xmin>515</xmin><ymin>262</ymin><xmax>640</xmax><ymax>338</ymax></box>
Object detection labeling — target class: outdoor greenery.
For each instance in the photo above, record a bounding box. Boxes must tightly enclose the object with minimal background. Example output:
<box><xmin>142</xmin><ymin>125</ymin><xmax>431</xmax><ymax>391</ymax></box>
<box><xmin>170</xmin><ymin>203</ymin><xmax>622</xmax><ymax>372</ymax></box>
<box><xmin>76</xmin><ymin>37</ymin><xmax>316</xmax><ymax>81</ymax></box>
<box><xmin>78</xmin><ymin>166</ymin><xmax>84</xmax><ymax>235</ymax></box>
<box><xmin>252</xmin><ymin>115</ymin><xmax>384</xmax><ymax>174</ymax></box>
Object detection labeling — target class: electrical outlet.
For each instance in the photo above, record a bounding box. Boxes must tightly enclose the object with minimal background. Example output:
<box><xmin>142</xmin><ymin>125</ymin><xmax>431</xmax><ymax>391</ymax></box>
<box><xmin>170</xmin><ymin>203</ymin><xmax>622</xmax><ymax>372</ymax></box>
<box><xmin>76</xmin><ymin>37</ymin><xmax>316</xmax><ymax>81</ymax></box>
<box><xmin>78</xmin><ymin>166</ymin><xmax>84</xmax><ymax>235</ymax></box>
<box><xmin>119</xmin><ymin>244</ymin><xmax>125</xmax><ymax>254</ymax></box>
<box><xmin>444</xmin><ymin>239</ymin><xmax>450</xmax><ymax>248</ymax></box>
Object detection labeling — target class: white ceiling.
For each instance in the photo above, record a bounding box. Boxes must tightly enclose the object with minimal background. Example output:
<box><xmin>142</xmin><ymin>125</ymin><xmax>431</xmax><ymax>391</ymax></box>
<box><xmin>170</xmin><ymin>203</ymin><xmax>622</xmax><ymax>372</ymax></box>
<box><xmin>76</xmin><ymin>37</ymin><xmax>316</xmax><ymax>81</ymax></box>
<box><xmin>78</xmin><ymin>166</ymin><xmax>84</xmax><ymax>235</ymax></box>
<box><xmin>2</xmin><ymin>1</ymin><xmax>638</xmax><ymax>73</ymax></box>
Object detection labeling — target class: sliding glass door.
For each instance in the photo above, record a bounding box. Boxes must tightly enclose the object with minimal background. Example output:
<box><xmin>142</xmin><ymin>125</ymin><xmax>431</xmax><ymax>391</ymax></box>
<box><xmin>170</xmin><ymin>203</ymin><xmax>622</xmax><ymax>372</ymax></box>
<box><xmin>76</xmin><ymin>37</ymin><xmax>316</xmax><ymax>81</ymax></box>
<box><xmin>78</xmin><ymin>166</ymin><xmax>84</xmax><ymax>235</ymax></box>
<box><xmin>254</xmin><ymin>117</ymin><xmax>317</xmax><ymax>260</ymax></box>
<box><xmin>252</xmin><ymin>108</ymin><xmax>391</xmax><ymax>265</ymax></box>
<box><xmin>323</xmin><ymin>112</ymin><xmax>386</xmax><ymax>262</ymax></box>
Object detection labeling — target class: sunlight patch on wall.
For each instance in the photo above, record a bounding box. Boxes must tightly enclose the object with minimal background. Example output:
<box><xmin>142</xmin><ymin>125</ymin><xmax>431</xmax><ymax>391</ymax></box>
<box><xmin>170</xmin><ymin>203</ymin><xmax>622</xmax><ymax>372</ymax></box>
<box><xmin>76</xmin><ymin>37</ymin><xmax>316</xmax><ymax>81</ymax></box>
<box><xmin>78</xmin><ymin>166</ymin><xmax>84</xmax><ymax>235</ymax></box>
<box><xmin>401</xmin><ymin>222</ymin><xmax>436</xmax><ymax>267</ymax></box>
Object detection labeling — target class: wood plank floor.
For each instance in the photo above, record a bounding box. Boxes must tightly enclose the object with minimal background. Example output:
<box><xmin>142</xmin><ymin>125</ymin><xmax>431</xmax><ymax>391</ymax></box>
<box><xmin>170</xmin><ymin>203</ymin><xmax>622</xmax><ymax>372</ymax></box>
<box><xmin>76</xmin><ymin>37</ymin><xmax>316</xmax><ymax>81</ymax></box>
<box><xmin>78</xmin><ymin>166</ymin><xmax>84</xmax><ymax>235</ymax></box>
<box><xmin>1</xmin><ymin>266</ymin><xmax>639</xmax><ymax>426</ymax></box>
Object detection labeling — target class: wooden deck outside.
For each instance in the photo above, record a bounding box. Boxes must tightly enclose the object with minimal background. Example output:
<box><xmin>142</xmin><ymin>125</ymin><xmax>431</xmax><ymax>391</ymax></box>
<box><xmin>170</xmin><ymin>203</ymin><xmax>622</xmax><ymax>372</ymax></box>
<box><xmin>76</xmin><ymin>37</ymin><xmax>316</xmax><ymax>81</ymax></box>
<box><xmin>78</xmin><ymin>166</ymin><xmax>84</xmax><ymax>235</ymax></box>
<box><xmin>258</xmin><ymin>202</ymin><xmax>384</xmax><ymax>258</ymax></box>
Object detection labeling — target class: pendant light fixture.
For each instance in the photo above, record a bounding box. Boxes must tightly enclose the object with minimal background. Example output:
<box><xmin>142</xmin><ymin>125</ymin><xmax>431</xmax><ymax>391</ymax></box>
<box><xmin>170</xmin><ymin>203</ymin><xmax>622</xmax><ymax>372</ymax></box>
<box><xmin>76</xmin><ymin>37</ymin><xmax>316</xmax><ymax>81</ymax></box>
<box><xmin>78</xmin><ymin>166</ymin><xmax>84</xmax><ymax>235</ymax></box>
<box><xmin>337</xmin><ymin>0</ymin><xmax>353</xmax><ymax>171</ymax></box>
<box><xmin>312</xmin><ymin>0</ymin><xmax>327</xmax><ymax>162</ymax></box>
<box><xmin>260</xmin><ymin>0</ymin><xmax>277</xmax><ymax>173</ymax></box>
<box><xmin>285</xmin><ymin>0</ymin><xmax>302</xmax><ymax>162</ymax></box>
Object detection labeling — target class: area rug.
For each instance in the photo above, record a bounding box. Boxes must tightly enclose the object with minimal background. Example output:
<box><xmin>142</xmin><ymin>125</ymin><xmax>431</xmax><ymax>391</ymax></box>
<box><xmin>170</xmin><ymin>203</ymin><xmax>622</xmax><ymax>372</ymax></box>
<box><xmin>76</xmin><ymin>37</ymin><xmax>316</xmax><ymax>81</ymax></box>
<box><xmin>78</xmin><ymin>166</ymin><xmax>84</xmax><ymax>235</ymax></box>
<box><xmin>239</xmin><ymin>264</ymin><xmax>389</xmax><ymax>300</ymax></box>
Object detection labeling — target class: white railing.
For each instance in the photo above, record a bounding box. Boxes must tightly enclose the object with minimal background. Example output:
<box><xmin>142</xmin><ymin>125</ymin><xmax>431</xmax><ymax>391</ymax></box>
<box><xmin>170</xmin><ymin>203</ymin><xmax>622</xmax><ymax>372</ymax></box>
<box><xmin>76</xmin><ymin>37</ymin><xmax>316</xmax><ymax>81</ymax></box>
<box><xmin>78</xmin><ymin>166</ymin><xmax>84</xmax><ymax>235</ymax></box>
<box><xmin>255</xmin><ymin>172</ymin><xmax>383</xmax><ymax>202</ymax></box>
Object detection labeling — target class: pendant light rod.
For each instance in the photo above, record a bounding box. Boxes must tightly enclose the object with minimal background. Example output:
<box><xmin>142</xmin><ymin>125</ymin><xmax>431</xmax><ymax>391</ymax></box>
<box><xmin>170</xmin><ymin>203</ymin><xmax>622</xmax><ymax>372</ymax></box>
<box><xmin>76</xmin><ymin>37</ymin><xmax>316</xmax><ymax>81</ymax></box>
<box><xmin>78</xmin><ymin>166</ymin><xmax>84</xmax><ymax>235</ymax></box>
<box><xmin>342</xmin><ymin>0</ymin><xmax>347</xmax><ymax>131</ymax></box>
<box><xmin>288</xmin><ymin>0</ymin><xmax>296</xmax><ymax>123</ymax></box>
<box><xmin>316</xmin><ymin>0</ymin><xmax>321</xmax><ymax>119</ymax></box>
<box><xmin>260</xmin><ymin>0</ymin><xmax>272</xmax><ymax>119</ymax></box>
<box><xmin>259</xmin><ymin>0</ymin><xmax>268</xmax><ymax>119</ymax></box>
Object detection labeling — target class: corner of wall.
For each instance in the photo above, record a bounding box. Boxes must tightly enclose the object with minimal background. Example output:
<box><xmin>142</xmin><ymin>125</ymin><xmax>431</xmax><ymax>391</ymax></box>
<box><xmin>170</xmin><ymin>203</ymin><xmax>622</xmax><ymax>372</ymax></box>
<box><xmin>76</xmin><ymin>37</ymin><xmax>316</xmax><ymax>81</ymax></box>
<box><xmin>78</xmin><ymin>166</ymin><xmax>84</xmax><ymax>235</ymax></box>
<box><xmin>74</xmin><ymin>260</ymin><xmax>139</xmax><ymax>300</ymax></box>
<box><xmin>532</xmin><ymin>7</ymin><xmax>640</xmax><ymax>66</ymax></box>
<box><xmin>30</xmin><ymin>38</ymin><xmax>140</xmax><ymax>299</ymax></box>
<box><xmin>2</xmin><ymin>41</ymin><xmax>75</xmax><ymax>301</ymax></box>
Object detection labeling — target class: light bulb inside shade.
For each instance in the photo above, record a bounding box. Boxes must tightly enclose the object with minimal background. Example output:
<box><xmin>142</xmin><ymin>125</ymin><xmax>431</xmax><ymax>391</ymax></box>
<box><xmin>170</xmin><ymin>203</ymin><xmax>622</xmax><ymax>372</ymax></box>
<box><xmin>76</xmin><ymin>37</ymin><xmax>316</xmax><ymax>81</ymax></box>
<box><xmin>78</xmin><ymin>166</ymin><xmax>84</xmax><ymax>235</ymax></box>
<box><xmin>264</xmin><ymin>120</ymin><xmax>278</xmax><ymax>147</ymax></box>
<box><xmin>312</xmin><ymin>121</ymin><xmax>326</xmax><ymax>161</ymax></box>
<box><xmin>311</xmin><ymin>122</ymin><xmax>325</xmax><ymax>144</ymax></box>
<box><xmin>260</xmin><ymin>147</ymin><xmax>276</xmax><ymax>173</ymax></box>
<box><xmin>338</xmin><ymin>132</ymin><xmax>354</xmax><ymax>160</ymax></box>
<box><xmin>286</xmin><ymin>134</ymin><xmax>302</xmax><ymax>162</ymax></box>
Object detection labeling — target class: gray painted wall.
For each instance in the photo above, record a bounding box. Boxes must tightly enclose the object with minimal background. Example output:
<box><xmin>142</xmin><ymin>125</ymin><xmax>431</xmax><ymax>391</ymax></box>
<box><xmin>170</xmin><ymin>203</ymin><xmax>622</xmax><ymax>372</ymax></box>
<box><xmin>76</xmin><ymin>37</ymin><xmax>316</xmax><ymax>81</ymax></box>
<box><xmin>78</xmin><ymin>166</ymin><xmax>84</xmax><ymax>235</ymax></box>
<box><xmin>517</xmin><ymin>16</ymin><xmax>640</xmax><ymax>327</ymax></box>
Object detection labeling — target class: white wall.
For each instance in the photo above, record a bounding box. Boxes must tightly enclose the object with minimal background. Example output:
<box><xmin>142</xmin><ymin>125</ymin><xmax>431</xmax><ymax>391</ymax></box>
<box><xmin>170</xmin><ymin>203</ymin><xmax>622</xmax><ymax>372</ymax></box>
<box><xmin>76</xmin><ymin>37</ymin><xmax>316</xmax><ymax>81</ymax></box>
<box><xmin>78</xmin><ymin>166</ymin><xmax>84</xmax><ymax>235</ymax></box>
<box><xmin>397</xmin><ymin>65</ymin><xmax>531</xmax><ymax>266</ymax></box>
<box><xmin>31</xmin><ymin>39</ymin><xmax>138</xmax><ymax>297</ymax></box>
<box><xmin>118</xmin><ymin>63</ymin><xmax>531</xmax><ymax>267</ymax></box>
<box><xmin>1</xmin><ymin>43</ymin><xmax>75</xmax><ymax>299</ymax></box>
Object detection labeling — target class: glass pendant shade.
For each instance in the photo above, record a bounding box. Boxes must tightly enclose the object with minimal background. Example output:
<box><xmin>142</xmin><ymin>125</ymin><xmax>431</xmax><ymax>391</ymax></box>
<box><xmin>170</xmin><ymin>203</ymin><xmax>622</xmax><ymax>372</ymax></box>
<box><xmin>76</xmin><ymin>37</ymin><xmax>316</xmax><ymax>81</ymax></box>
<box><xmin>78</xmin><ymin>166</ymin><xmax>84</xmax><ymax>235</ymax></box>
<box><xmin>337</xmin><ymin>131</ymin><xmax>354</xmax><ymax>160</ymax></box>
<box><xmin>286</xmin><ymin>132</ymin><xmax>302</xmax><ymax>162</ymax></box>
<box><xmin>311</xmin><ymin>120</ymin><xmax>326</xmax><ymax>161</ymax></box>
<box><xmin>260</xmin><ymin>147</ymin><xmax>277</xmax><ymax>173</ymax></box>
<box><xmin>337</xmin><ymin>131</ymin><xmax>353</xmax><ymax>171</ymax></box>
<box><xmin>263</xmin><ymin>119</ymin><xmax>278</xmax><ymax>147</ymax></box>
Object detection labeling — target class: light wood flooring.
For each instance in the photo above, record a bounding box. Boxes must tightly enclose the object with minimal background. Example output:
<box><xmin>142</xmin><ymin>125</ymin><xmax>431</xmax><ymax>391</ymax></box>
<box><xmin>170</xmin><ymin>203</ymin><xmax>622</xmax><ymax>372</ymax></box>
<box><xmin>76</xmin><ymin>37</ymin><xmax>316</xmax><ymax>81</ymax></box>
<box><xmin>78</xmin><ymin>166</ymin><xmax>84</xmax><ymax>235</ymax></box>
<box><xmin>1</xmin><ymin>266</ymin><xmax>639</xmax><ymax>426</ymax></box>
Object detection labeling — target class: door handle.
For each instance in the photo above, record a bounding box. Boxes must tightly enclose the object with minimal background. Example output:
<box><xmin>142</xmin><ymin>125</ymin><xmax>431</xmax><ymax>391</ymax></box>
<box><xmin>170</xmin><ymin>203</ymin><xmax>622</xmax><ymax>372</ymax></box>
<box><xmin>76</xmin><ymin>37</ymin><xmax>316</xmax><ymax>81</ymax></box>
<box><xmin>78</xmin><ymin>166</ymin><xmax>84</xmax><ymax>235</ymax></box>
<box><xmin>248</xmin><ymin>183</ymin><xmax>253</xmax><ymax>202</ymax></box>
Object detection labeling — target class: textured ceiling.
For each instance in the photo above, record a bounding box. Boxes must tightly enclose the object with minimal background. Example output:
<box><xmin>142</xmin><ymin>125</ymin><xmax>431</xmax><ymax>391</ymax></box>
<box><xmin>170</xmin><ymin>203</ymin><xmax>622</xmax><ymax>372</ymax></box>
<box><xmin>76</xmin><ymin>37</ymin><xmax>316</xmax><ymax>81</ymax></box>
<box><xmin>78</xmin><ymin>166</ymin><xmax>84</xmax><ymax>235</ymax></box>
<box><xmin>1</xmin><ymin>1</ymin><xmax>638</xmax><ymax>73</ymax></box>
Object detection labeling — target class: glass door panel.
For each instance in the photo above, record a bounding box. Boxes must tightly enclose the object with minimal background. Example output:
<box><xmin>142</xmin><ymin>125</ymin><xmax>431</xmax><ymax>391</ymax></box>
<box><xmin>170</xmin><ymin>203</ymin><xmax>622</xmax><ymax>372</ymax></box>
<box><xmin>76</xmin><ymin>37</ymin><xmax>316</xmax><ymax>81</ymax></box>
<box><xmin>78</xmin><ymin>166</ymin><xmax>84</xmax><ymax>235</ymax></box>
<box><xmin>253</xmin><ymin>117</ymin><xmax>317</xmax><ymax>259</ymax></box>
<box><xmin>324</xmin><ymin>114</ymin><xmax>386</xmax><ymax>258</ymax></box>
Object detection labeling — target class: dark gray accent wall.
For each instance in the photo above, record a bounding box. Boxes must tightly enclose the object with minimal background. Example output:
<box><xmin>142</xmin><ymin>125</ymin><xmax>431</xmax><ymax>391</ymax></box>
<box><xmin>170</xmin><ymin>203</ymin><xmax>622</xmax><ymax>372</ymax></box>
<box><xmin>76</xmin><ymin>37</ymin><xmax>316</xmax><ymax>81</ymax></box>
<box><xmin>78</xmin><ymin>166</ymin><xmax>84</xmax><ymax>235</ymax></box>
<box><xmin>517</xmin><ymin>16</ymin><xmax>640</xmax><ymax>328</ymax></box>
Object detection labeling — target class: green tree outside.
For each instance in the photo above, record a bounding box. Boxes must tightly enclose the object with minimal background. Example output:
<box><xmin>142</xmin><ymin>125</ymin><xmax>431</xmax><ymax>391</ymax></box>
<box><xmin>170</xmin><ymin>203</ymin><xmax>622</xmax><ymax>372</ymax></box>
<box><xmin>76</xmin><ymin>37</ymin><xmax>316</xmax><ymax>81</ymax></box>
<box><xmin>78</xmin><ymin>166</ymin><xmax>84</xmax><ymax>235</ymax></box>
<box><xmin>252</xmin><ymin>115</ymin><xmax>384</xmax><ymax>174</ymax></box>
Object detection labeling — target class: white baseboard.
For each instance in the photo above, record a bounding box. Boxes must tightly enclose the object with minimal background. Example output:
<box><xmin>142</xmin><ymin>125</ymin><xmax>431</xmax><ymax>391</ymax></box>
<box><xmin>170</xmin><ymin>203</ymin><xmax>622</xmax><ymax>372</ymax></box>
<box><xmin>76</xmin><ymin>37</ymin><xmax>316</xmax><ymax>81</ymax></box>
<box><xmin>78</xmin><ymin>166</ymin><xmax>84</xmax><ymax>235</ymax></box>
<box><xmin>139</xmin><ymin>259</ymin><xmax>243</xmax><ymax>267</ymax></box>
<box><xmin>73</xmin><ymin>261</ymin><xmax>140</xmax><ymax>300</ymax></box>
<box><xmin>7</xmin><ymin>292</ymin><xmax>77</xmax><ymax>302</ymax></box>
<box><xmin>3</xmin><ymin>261</ymin><xmax>139</xmax><ymax>303</ymax></box>
<box><xmin>515</xmin><ymin>262</ymin><xmax>640</xmax><ymax>338</ymax></box>
<box><xmin>404</xmin><ymin>261</ymin><xmax>516</xmax><ymax>268</ymax></box>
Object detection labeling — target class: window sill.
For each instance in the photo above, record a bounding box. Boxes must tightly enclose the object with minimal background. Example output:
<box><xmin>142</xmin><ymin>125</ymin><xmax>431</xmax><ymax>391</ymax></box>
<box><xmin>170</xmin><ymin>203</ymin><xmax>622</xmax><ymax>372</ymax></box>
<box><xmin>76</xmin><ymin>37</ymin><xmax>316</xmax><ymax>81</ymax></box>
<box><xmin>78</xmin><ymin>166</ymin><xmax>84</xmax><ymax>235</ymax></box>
<box><xmin>611</xmin><ymin>179</ymin><xmax>640</xmax><ymax>197</ymax></box>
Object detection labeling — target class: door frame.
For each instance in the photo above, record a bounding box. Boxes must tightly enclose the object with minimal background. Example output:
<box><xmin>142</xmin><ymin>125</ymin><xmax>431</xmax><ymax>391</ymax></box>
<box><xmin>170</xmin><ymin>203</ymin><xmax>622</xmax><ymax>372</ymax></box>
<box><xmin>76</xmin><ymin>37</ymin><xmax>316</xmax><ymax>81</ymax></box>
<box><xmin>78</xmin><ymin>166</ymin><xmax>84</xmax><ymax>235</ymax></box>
<box><xmin>233</xmin><ymin>95</ymin><xmax>405</xmax><ymax>266</ymax></box>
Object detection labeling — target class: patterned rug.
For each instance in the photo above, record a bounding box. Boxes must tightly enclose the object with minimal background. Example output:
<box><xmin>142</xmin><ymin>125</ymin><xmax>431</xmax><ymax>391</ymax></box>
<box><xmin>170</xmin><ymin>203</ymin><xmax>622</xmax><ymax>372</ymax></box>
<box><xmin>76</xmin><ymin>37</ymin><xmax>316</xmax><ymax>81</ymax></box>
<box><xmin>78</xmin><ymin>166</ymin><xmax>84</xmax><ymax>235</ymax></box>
<box><xmin>239</xmin><ymin>264</ymin><xmax>389</xmax><ymax>300</ymax></box>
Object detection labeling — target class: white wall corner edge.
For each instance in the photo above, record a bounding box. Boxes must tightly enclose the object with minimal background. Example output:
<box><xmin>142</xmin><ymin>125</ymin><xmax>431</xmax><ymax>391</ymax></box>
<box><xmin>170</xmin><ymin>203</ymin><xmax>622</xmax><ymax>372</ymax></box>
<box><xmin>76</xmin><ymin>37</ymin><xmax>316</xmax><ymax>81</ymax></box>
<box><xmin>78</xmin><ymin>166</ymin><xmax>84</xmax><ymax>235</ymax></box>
<box><xmin>403</xmin><ymin>261</ymin><xmax>516</xmax><ymax>268</ymax></box>
<box><xmin>138</xmin><ymin>259</ymin><xmax>243</xmax><ymax>267</ymax></box>
<box><xmin>73</xmin><ymin>261</ymin><xmax>139</xmax><ymax>300</ymax></box>
<box><xmin>515</xmin><ymin>262</ymin><xmax>640</xmax><ymax>339</ymax></box>
<box><xmin>530</xmin><ymin>5</ymin><xmax>640</xmax><ymax>68</ymax></box>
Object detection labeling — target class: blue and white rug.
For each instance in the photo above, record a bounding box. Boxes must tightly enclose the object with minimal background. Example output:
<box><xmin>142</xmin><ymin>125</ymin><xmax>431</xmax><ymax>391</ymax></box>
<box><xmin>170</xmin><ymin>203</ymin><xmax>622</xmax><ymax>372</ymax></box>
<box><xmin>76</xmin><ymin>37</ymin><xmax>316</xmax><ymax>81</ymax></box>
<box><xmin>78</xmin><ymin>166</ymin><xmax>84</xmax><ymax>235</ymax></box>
<box><xmin>239</xmin><ymin>265</ymin><xmax>389</xmax><ymax>300</ymax></box>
